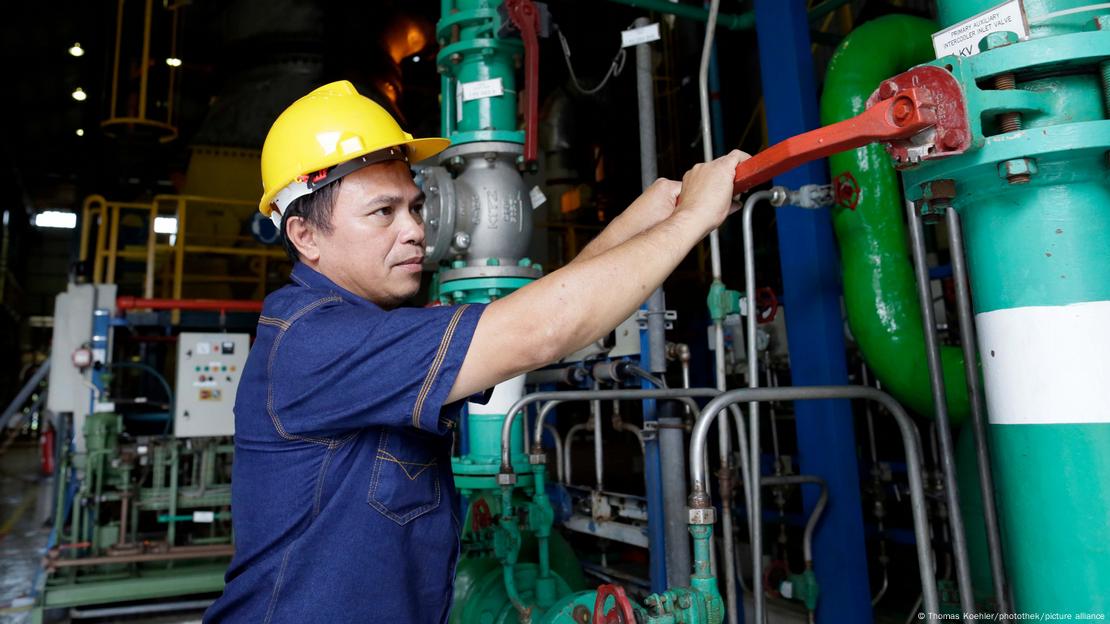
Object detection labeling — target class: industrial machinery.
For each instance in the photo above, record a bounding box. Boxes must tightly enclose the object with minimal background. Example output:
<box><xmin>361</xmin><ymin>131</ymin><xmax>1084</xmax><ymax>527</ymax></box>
<box><xmin>10</xmin><ymin>0</ymin><xmax>1108</xmax><ymax>622</ymax></box>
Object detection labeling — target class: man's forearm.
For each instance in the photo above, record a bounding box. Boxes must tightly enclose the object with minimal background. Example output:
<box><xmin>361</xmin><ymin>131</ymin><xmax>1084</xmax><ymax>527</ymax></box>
<box><xmin>571</xmin><ymin>181</ymin><xmax>677</xmax><ymax>265</ymax></box>
<box><xmin>507</xmin><ymin>211</ymin><xmax>706</xmax><ymax>361</ymax></box>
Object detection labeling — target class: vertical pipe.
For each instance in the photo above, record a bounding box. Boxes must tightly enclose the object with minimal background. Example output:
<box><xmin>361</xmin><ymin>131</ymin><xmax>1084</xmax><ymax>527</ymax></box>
<box><xmin>144</xmin><ymin>203</ymin><xmax>157</xmax><ymax>298</ymax></box>
<box><xmin>906</xmin><ymin>200</ymin><xmax>975</xmax><ymax>619</ymax></box>
<box><xmin>946</xmin><ymin>207</ymin><xmax>1009</xmax><ymax>613</ymax></box>
<box><xmin>697</xmin><ymin>2</ymin><xmax>740</xmax><ymax>622</ymax></box>
<box><xmin>107</xmin><ymin>205</ymin><xmax>121</xmax><ymax>283</ymax></box>
<box><xmin>742</xmin><ymin>190</ymin><xmax>777</xmax><ymax>622</ymax></box>
<box><xmin>109</xmin><ymin>0</ymin><xmax>124</xmax><ymax>117</ymax></box>
<box><xmin>168</xmin><ymin>444</ymin><xmax>179</xmax><ymax>547</ymax></box>
<box><xmin>592</xmin><ymin>382</ymin><xmax>603</xmax><ymax>491</ymax></box>
<box><xmin>166</xmin><ymin>6</ymin><xmax>179</xmax><ymax>124</ymax></box>
<box><xmin>172</xmin><ymin>198</ymin><xmax>186</xmax><ymax>324</ymax></box>
<box><xmin>634</xmin><ymin>15</ymin><xmax>684</xmax><ymax>590</ymax></box>
<box><xmin>753</xmin><ymin>1</ymin><xmax>870</xmax><ymax>620</ymax></box>
<box><xmin>138</xmin><ymin>0</ymin><xmax>153</xmax><ymax>119</ymax></box>
<box><xmin>93</xmin><ymin>204</ymin><xmax>107</xmax><ymax>283</ymax></box>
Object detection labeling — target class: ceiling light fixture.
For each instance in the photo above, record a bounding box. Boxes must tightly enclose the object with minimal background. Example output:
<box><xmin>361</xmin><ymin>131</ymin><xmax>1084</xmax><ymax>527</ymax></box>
<box><xmin>72</xmin><ymin>87</ymin><xmax>87</xmax><ymax>101</ymax></box>
<box><xmin>165</xmin><ymin>57</ymin><xmax>182</xmax><ymax>67</ymax></box>
<box><xmin>69</xmin><ymin>42</ymin><xmax>84</xmax><ymax>57</ymax></box>
<box><xmin>412</xmin><ymin>55</ymin><xmax>421</xmax><ymax>63</ymax></box>
<box><xmin>76</xmin><ymin>129</ymin><xmax>85</xmax><ymax>137</ymax></box>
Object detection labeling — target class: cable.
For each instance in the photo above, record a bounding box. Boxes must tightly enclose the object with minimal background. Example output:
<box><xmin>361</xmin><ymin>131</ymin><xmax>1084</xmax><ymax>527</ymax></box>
<box><xmin>106</xmin><ymin>362</ymin><xmax>176</xmax><ymax>435</ymax></box>
<box><xmin>555</xmin><ymin>24</ymin><xmax>629</xmax><ymax>95</ymax></box>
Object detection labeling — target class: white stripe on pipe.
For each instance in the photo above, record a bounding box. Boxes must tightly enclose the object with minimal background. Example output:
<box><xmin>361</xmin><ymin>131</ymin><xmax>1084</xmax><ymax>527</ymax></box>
<box><xmin>976</xmin><ymin>300</ymin><xmax>1110</xmax><ymax>425</ymax></box>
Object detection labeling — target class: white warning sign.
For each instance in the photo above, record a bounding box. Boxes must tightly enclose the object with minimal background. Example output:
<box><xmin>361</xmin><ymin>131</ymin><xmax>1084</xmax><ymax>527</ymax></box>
<box><xmin>931</xmin><ymin>0</ymin><xmax>1028</xmax><ymax>59</ymax></box>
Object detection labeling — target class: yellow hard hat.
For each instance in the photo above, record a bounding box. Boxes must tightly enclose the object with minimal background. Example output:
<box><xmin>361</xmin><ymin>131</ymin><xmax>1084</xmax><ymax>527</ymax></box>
<box><xmin>259</xmin><ymin>80</ymin><xmax>449</xmax><ymax>219</ymax></box>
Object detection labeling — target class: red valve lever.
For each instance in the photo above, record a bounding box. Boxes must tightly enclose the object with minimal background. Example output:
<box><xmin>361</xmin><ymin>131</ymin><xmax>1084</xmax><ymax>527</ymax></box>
<box><xmin>506</xmin><ymin>0</ymin><xmax>541</xmax><ymax>167</ymax></box>
<box><xmin>732</xmin><ymin>65</ymin><xmax>970</xmax><ymax>196</ymax></box>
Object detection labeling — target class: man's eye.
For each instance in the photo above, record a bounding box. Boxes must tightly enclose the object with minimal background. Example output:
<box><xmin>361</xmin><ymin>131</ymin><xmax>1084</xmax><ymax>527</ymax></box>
<box><xmin>373</xmin><ymin>207</ymin><xmax>393</xmax><ymax>217</ymax></box>
<box><xmin>411</xmin><ymin>204</ymin><xmax>424</xmax><ymax>214</ymax></box>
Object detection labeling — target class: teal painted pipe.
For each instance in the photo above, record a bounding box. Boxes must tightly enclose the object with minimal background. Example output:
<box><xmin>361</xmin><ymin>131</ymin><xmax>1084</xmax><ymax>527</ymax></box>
<box><xmin>436</xmin><ymin>0</ymin><xmax>524</xmax><ymax>146</ymax></box>
<box><xmin>908</xmin><ymin>0</ymin><xmax>1110</xmax><ymax>613</ymax></box>
<box><xmin>821</xmin><ymin>15</ymin><xmax>972</xmax><ymax>422</ymax></box>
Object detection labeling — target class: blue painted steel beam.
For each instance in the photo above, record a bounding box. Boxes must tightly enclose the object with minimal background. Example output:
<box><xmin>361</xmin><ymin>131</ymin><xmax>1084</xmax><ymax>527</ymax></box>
<box><xmin>753</xmin><ymin>1</ymin><xmax>873</xmax><ymax>621</ymax></box>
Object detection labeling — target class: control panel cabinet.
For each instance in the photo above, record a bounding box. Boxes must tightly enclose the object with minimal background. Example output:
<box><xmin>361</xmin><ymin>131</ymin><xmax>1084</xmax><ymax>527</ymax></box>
<box><xmin>174</xmin><ymin>333</ymin><xmax>250</xmax><ymax>437</ymax></box>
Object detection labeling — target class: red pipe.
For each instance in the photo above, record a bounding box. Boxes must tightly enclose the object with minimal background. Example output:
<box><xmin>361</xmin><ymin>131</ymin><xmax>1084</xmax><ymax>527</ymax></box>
<box><xmin>116</xmin><ymin>297</ymin><xmax>263</xmax><ymax>313</ymax></box>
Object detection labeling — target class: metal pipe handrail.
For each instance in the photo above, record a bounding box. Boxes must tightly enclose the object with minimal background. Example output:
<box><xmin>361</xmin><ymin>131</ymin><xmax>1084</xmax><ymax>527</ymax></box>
<box><xmin>906</xmin><ymin>200</ymin><xmax>975</xmax><ymax>619</ymax></box>
<box><xmin>688</xmin><ymin>385</ymin><xmax>938</xmax><ymax>616</ymax></box>
<box><xmin>502</xmin><ymin>388</ymin><xmax>722</xmax><ymax>472</ymax></box>
<box><xmin>529</xmin><ymin>390</ymin><xmax>701</xmax><ymax>450</ymax></box>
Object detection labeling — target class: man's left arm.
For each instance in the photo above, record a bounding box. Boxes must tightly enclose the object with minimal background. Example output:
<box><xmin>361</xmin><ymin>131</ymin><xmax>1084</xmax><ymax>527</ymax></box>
<box><xmin>569</xmin><ymin>178</ymin><xmax>680</xmax><ymax>265</ymax></box>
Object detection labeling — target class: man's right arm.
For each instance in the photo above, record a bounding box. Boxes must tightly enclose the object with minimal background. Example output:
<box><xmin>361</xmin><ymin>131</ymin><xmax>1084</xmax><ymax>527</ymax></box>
<box><xmin>447</xmin><ymin>150</ymin><xmax>747</xmax><ymax>403</ymax></box>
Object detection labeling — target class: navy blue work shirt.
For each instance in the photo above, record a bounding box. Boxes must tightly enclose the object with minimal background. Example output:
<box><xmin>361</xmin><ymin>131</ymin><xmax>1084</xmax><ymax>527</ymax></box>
<box><xmin>205</xmin><ymin>262</ymin><xmax>485</xmax><ymax>623</ymax></box>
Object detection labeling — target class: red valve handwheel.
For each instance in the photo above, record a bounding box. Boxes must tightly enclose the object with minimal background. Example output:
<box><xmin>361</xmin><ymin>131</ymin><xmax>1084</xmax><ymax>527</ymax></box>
<box><xmin>593</xmin><ymin>584</ymin><xmax>636</xmax><ymax>624</ymax></box>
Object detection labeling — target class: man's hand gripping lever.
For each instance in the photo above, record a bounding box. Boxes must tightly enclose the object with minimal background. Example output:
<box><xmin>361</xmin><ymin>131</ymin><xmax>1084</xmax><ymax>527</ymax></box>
<box><xmin>730</xmin><ymin>65</ymin><xmax>971</xmax><ymax>197</ymax></box>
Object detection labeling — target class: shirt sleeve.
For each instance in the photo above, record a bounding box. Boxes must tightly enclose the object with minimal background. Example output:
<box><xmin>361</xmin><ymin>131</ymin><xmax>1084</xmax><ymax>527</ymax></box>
<box><xmin>269</xmin><ymin>302</ymin><xmax>486</xmax><ymax>439</ymax></box>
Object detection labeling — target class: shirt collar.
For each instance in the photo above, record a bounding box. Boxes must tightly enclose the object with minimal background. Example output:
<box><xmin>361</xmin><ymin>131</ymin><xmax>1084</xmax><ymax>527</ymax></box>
<box><xmin>290</xmin><ymin>262</ymin><xmax>375</xmax><ymax>307</ymax></box>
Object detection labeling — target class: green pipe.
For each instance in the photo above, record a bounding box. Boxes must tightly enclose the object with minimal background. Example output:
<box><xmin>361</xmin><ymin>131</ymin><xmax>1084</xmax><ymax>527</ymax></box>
<box><xmin>820</xmin><ymin>15</ymin><xmax>971</xmax><ymax>422</ymax></box>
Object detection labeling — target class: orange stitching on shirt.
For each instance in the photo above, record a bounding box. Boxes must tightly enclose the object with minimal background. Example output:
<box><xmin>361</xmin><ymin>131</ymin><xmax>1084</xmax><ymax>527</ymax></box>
<box><xmin>412</xmin><ymin>305</ymin><xmax>469</xmax><ymax>430</ymax></box>
<box><xmin>258</xmin><ymin>315</ymin><xmax>290</xmax><ymax>330</ymax></box>
<box><xmin>375</xmin><ymin>450</ymin><xmax>437</xmax><ymax>480</ymax></box>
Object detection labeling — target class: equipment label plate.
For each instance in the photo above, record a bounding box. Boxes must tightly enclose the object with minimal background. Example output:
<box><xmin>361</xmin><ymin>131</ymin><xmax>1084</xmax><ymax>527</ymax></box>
<box><xmin>461</xmin><ymin>78</ymin><xmax>505</xmax><ymax>102</ymax></box>
<box><xmin>932</xmin><ymin>0</ymin><xmax>1028</xmax><ymax>58</ymax></box>
<box><xmin>621</xmin><ymin>23</ymin><xmax>660</xmax><ymax>48</ymax></box>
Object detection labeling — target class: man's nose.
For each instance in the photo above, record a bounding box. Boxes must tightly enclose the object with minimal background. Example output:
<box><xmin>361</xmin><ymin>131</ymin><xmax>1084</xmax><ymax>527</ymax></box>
<box><xmin>398</xmin><ymin>208</ymin><xmax>424</xmax><ymax>247</ymax></box>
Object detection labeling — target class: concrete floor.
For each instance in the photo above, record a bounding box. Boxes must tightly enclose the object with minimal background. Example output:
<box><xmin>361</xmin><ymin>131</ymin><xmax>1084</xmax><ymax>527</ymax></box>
<box><xmin>0</xmin><ymin>443</ymin><xmax>52</xmax><ymax>624</ymax></box>
<box><xmin>0</xmin><ymin>445</ymin><xmax>208</xmax><ymax>624</ymax></box>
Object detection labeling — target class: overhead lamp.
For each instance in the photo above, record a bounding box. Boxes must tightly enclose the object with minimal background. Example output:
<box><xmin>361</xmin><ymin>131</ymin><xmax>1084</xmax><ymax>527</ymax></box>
<box><xmin>69</xmin><ymin>42</ymin><xmax>84</xmax><ymax>57</ymax></box>
<box><xmin>411</xmin><ymin>55</ymin><xmax>421</xmax><ymax>63</ymax></box>
<box><xmin>153</xmin><ymin>216</ymin><xmax>178</xmax><ymax>234</ymax></box>
<box><xmin>76</xmin><ymin>129</ymin><xmax>85</xmax><ymax>137</ymax></box>
<box><xmin>33</xmin><ymin>210</ymin><xmax>78</xmax><ymax>230</ymax></box>
<box><xmin>165</xmin><ymin>57</ymin><xmax>182</xmax><ymax>67</ymax></box>
<box><xmin>72</xmin><ymin>87</ymin><xmax>87</xmax><ymax>102</ymax></box>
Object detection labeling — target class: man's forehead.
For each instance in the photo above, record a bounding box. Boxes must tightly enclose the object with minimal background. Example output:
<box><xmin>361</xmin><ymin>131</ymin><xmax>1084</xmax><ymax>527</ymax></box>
<box><xmin>341</xmin><ymin>160</ymin><xmax>421</xmax><ymax>201</ymax></box>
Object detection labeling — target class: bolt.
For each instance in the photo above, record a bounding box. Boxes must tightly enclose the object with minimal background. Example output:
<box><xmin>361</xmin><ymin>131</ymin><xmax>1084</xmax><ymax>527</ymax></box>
<box><xmin>941</xmin><ymin>128</ymin><xmax>965</xmax><ymax>150</ymax></box>
<box><xmin>999</xmin><ymin>157</ymin><xmax>1038</xmax><ymax>184</ymax></box>
<box><xmin>427</xmin><ymin>185</ymin><xmax>438</xmax><ymax>194</ymax></box>
<box><xmin>677</xmin><ymin>595</ymin><xmax>693</xmax><ymax>609</ymax></box>
<box><xmin>450</xmin><ymin>52</ymin><xmax>462</xmax><ymax>64</ymax></box>
<box><xmin>877</xmin><ymin>80</ymin><xmax>899</xmax><ymax>100</ymax></box>
<box><xmin>453</xmin><ymin>232</ymin><xmax>471</xmax><ymax>249</ymax></box>
<box><xmin>977</xmin><ymin>30</ymin><xmax>1024</xmax><ymax>134</ymax></box>
<box><xmin>891</xmin><ymin>96</ymin><xmax>915</xmax><ymax>126</ymax></box>
<box><xmin>449</xmin><ymin>155</ymin><xmax>465</xmax><ymax>169</ymax></box>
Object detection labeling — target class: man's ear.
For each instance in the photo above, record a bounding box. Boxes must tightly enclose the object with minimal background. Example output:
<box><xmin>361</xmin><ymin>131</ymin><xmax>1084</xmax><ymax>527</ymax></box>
<box><xmin>285</xmin><ymin>216</ymin><xmax>321</xmax><ymax>263</ymax></box>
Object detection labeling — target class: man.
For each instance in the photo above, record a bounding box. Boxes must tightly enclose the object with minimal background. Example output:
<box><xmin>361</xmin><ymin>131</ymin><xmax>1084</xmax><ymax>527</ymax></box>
<box><xmin>205</xmin><ymin>80</ymin><xmax>748</xmax><ymax>623</ymax></box>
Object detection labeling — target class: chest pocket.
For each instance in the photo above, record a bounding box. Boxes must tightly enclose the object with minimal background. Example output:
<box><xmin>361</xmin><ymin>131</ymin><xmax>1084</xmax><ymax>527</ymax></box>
<box><xmin>367</xmin><ymin>429</ymin><xmax>441</xmax><ymax>525</ymax></box>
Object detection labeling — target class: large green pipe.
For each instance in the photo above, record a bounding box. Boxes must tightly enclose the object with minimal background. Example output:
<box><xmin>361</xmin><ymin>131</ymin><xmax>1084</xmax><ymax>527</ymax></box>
<box><xmin>820</xmin><ymin>15</ymin><xmax>971</xmax><ymax>422</ymax></box>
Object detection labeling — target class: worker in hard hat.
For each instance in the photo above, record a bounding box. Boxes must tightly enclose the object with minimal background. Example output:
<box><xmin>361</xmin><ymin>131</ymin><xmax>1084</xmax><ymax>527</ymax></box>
<box><xmin>204</xmin><ymin>80</ymin><xmax>747</xmax><ymax>623</ymax></box>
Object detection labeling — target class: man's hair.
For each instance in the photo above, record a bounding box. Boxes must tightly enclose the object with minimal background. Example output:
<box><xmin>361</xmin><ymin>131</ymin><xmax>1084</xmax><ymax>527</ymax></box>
<box><xmin>280</xmin><ymin>179</ymin><xmax>343</xmax><ymax>262</ymax></box>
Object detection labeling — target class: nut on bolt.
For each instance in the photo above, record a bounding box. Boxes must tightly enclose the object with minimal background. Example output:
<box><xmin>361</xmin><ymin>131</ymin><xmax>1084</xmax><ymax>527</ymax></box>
<box><xmin>528</xmin><ymin>452</ymin><xmax>546</xmax><ymax>465</ymax></box>
<box><xmin>919</xmin><ymin>179</ymin><xmax>957</xmax><ymax>223</ymax></box>
<box><xmin>979</xmin><ymin>30</ymin><xmax>1019</xmax><ymax>52</ymax></box>
<box><xmin>999</xmin><ymin>157</ymin><xmax>1037</xmax><ymax>184</ymax></box>
<box><xmin>497</xmin><ymin>471</ymin><xmax>517</xmax><ymax>486</ymax></box>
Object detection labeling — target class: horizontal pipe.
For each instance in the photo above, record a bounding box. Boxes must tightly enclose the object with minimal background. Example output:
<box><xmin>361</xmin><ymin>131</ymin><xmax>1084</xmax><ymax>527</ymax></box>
<box><xmin>70</xmin><ymin>599</ymin><xmax>214</xmax><ymax>619</ymax></box>
<box><xmin>116</xmin><ymin>297</ymin><xmax>263</xmax><ymax>313</ymax></box>
<box><xmin>504</xmin><ymin>388</ymin><xmax>720</xmax><ymax>471</ymax></box>
<box><xmin>46</xmin><ymin>545</ymin><xmax>234</xmax><ymax>569</ymax></box>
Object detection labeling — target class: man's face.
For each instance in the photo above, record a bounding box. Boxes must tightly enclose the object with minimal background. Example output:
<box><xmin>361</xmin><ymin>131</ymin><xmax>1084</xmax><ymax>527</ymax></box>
<box><xmin>314</xmin><ymin>160</ymin><xmax>426</xmax><ymax>308</ymax></box>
